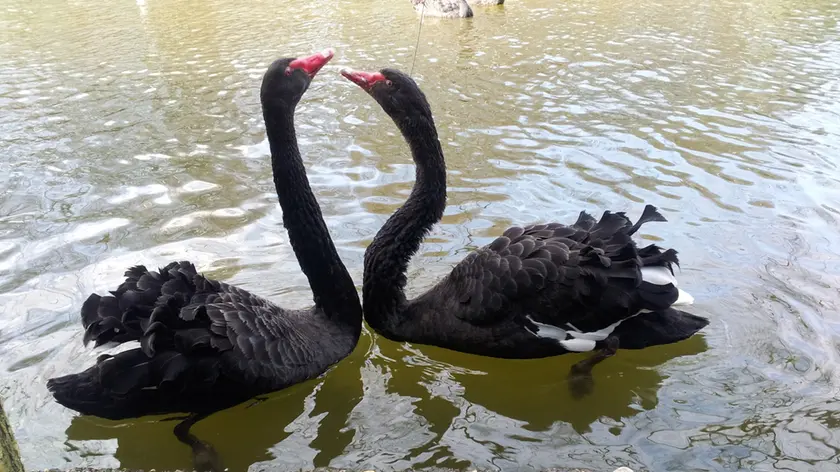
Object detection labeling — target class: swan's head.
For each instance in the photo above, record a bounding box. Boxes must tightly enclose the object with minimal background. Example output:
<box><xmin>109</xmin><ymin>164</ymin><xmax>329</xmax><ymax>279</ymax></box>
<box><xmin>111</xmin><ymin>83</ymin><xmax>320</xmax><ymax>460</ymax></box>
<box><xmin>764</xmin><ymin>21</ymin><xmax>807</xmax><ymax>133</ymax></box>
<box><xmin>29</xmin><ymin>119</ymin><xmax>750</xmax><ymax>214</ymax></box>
<box><xmin>340</xmin><ymin>67</ymin><xmax>433</xmax><ymax>128</ymax></box>
<box><xmin>261</xmin><ymin>49</ymin><xmax>334</xmax><ymax>109</ymax></box>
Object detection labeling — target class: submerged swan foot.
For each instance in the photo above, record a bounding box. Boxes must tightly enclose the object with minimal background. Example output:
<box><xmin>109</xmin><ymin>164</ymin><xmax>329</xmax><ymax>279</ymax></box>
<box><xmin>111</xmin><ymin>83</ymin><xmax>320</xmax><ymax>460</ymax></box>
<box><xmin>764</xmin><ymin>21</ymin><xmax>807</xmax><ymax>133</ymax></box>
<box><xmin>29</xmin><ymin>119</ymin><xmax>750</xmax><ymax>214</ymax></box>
<box><xmin>174</xmin><ymin>412</ymin><xmax>224</xmax><ymax>472</ymax></box>
<box><xmin>566</xmin><ymin>336</ymin><xmax>619</xmax><ymax>399</ymax></box>
<box><xmin>160</xmin><ymin>414</ymin><xmax>191</xmax><ymax>422</ymax></box>
<box><xmin>245</xmin><ymin>395</ymin><xmax>270</xmax><ymax>409</ymax></box>
<box><xmin>191</xmin><ymin>440</ymin><xmax>224</xmax><ymax>472</ymax></box>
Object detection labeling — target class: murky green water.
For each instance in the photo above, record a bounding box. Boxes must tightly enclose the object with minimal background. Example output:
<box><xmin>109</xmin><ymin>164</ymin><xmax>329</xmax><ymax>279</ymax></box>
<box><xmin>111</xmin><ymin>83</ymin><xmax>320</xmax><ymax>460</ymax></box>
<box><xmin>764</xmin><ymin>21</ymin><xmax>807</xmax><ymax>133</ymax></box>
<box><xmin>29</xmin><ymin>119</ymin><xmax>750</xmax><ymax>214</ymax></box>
<box><xmin>2</xmin><ymin>0</ymin><xmax>840</xmax><ymax>470</ymax></box>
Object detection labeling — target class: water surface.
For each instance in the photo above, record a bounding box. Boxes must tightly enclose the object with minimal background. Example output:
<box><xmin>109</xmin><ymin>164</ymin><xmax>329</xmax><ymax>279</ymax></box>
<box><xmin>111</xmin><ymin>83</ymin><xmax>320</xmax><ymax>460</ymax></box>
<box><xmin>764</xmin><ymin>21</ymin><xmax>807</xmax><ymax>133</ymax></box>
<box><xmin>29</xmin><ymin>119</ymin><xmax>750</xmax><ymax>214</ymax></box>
<box><xmin>2</xmin><ymin>0</ymin><xmax>840</xmax><ymax>470</ymax></box>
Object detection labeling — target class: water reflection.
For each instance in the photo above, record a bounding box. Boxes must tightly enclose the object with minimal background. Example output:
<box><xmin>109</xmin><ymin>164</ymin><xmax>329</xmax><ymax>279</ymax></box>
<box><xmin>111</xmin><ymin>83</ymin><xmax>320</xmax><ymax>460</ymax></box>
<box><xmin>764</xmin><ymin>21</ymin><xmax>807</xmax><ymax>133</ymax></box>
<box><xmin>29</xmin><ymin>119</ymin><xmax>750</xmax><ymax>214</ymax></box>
<box><xmin>58</xmin><ymin>328</ymin><xmax>707</xmax><ymax>471</ymax></box>
<box><xmin>63</xmin><ymin>338</ymin><xmax>368</xmax><ymax>471</ymax></box>
<box><xmin>3</xmin><ymin>0</ymin><xmax>840</xmax><ymax>470</ymax></box>
<box><xmin>65</xmin><ymin>378</ymin><xmax>317</xmax><ymax>471</ymax></box>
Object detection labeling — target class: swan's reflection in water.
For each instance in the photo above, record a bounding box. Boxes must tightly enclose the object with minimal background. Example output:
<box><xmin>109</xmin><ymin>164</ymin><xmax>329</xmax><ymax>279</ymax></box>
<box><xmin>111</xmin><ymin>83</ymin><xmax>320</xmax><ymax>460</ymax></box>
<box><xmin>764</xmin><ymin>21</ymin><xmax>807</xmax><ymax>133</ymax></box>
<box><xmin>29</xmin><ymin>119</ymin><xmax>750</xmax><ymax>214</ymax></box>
<box><xmin>397</xmin><ymin>335</ymin><xmax>709</xmax><ymax>433</ymax></box>
<box><xmin>64</xmin><ymin>383</ymin><xmax>313</xmax><ymax>471</ymax></box>
<box><xmin>64</xmin><ymin>329</ymin><xmax>705</xmax><ymax>471</ymax></box>
<box><xmin>359</xmin><ymin>334</ymin><xmax>709</xmax><ymax>469</ymax></box>
<box><xmin>63</xmin><ymin>336</ymin><xmax>369</xmax><ymax>472</ymax></box>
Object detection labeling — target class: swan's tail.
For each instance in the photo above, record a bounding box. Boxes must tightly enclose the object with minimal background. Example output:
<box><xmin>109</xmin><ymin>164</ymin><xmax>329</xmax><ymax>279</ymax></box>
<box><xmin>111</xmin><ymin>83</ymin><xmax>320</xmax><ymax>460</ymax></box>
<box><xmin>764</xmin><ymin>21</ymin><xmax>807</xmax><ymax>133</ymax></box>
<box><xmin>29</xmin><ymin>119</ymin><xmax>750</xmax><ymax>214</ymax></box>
<box><xmin>610</xmin><ymin>308</ymin><xmax>709</xmax><ymax>350</ymax></box>
<box><xmin>627</xmin><ymin>204</ymin><xmax>668</xmax><ymax>236</ymax></box>
<box><xmin>562</xmin><ymin>205</ymin><xmax>707</xmax><ymax>349</ymax></box>
<box><xmin>641</xmin><ymin>264</ymin><xmax>695</xmax><ymax>304</ymax></box>
<box><xmin>573</xmin><ymin>204</ymin><xmax>667</xmax><ymax>238</ymax></box>
<box><xmin>46</xmin><ymin>347</ymin><xmax>215</xmax><ymax>420</ymax></box>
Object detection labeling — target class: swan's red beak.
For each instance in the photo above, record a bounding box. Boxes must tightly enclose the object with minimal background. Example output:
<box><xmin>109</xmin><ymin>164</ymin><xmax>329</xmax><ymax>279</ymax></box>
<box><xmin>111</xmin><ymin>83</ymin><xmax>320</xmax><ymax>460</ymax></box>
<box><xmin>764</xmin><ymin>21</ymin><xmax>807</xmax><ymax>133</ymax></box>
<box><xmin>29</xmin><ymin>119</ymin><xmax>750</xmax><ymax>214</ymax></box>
<box><xmin>288</xmin><ymin>49</ymin><xmax>334</xmax><ymax>79</ymax></box>
<box><xmin>340</xmin><ymin>68</ymin><xmax>387</xmax><ymax>92</ymax></box>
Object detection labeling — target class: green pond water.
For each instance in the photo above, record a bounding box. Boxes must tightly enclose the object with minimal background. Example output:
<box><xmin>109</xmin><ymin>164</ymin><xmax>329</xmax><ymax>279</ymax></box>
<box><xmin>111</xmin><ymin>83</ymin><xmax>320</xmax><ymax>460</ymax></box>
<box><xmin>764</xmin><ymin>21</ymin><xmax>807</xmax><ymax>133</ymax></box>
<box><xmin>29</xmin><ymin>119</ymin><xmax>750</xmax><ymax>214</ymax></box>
<box><xmin>2</xmin><ymin>0</ymin><xmax>840</xmax><ymax>470</ymax></box>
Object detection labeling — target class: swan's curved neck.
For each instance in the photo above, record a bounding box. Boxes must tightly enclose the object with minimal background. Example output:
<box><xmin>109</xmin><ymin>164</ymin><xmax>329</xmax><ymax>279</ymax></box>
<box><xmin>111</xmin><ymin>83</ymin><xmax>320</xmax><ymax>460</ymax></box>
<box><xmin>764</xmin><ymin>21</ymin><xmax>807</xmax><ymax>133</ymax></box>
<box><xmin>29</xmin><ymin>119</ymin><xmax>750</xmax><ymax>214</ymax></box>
<box><xmin>263</xmin><ymin>106</ymin><xmax>361</xmax><ymax>335</ymax></box>
<box><xmin>362</xmin><ymin>114</ymin><xmax>447</xmax><ymax>335</ymax></box>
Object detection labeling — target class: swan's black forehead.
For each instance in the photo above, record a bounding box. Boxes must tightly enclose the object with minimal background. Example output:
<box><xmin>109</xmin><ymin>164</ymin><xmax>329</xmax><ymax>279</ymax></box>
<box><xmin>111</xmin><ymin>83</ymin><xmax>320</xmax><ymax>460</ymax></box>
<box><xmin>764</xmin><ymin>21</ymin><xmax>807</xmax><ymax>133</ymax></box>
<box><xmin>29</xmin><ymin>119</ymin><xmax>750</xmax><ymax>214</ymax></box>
<box><xmin>265</xmin><ymin>58</ymin><xmax>296</xmax><ymax>78</ymax></box>
<box><xmin>375</xmin><ymin>69</ymin><xmax>431</xmax><ymax>115</ymax></box>
<box><xmin>381</xmin><ymin>68</ymin><xmax>417</xmax><ymax>87</ymax></box>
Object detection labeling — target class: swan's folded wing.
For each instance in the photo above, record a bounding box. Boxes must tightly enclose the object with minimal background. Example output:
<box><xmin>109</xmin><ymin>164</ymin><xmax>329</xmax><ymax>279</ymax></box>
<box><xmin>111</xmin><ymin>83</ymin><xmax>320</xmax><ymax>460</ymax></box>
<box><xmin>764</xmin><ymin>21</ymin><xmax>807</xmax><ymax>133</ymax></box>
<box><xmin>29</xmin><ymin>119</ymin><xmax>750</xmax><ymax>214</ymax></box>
<box><xmin>81</xmin><ymin>262</ymin><xmax>196</xmax><ymax>347</ymax></box>
<box><xmin>446</xmin><ymin>209</ymin><xmax>671</xmax><ymax>326</ymax></box>
<box><xmin>122</xmin><ymin>269</ymin><xmax>305</xmax><ymax>387</ymax></box>
<box><xmin>49</xmin><ymin>265</ymin><xmax>308</xmax><ymax>416</ymax></box>
<box><xmin>201</xmin><ymin>290</ymin><xmax>316</xmax><ymax>388</ymax></box>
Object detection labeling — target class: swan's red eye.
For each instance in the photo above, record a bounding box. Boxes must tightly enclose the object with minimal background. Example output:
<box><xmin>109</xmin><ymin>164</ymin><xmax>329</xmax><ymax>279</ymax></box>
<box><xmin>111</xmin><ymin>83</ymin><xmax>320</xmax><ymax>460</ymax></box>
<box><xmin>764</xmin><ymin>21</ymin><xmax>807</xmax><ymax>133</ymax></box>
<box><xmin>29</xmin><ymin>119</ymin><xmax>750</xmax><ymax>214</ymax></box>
<box><xmin>386</xmin><ymin>80</ymin><xmax>393</xmax><ymax>86</ymax></box>
<box><xmin>284</xmin><ymin>67</ymin><xmax>292</xmax><ymax>76</ymax></box>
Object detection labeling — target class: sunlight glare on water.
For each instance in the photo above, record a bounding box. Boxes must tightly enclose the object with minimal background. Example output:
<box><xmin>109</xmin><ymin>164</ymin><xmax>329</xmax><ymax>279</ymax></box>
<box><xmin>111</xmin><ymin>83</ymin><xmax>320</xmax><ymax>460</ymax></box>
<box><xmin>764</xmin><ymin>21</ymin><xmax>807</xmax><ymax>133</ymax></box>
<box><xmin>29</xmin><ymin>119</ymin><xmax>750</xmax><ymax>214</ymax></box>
<box><xmin>1</xmin><ymin>0</ymin><xmax>840</xmax><ymax>470</ymax></box>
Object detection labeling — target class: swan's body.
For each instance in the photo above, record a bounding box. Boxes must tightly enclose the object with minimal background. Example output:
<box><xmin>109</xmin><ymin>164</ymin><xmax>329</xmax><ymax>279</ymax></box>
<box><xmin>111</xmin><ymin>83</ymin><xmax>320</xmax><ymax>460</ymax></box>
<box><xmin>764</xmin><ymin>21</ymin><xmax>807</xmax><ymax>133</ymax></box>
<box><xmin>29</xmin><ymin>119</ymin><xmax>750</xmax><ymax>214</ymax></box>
<box><xmin>470</xmin><ymin>0</ymin><xmax>504</xmax><ymax>5</ymax></box>
<box><xmin>47</xmin><ymin>49</ymin><xmax>362</xmax><ymax>467</ymax></box>
<box><xmin>412</xmin><ymin>0</ymin><xmax>473</xmax><ymax>18</ymax></box>
<box><xmin>47</xmin><ymin>263</ymin><xmax>359</xmax><ymax>418</ymax></box>
<box><xmin>341</xmin><ymin>67</ymin><xmax>709</xmax><ymax>393</ymax></box>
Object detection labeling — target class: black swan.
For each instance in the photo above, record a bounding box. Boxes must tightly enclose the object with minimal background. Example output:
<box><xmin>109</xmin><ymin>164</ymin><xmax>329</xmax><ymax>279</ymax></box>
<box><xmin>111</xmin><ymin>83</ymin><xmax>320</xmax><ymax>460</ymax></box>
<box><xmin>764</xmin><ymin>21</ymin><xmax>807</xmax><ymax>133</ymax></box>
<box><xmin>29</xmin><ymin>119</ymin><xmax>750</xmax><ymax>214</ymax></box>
<box><xmin>340</xmin><ymin>67</ymin><xmax>709</xmax><ymax>396</ymax></box>
<box><xmin>46</xmin><ymin>49</ymin><xmax>362</xmax><ymax>470</ymax></box>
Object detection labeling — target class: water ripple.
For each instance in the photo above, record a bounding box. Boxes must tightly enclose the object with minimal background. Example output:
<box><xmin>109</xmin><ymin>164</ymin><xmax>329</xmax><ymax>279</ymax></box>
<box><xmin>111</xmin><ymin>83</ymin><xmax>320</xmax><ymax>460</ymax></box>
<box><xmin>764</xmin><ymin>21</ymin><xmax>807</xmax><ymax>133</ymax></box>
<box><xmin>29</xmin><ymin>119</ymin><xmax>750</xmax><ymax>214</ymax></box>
<box><xmin>2</xmin><ymin>0</ymin><xmax>840</xmax><ymax>471</ymax></box>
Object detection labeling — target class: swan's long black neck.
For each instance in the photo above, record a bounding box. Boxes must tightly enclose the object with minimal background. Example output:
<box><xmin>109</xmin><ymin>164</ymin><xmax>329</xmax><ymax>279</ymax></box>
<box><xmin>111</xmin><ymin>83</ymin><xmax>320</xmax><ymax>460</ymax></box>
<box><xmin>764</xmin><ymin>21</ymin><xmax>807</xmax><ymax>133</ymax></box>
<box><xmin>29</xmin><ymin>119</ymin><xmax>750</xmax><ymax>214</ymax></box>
<box><xmin>263</xmin><ymin>106</ymin><xmax>362</xmax><ymax>336</ymax></box>
<box><xmin>362</xmin><ymin>114</ymin><xmax>447</xmax><ymax>336</ymax></box>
